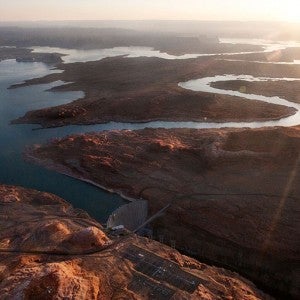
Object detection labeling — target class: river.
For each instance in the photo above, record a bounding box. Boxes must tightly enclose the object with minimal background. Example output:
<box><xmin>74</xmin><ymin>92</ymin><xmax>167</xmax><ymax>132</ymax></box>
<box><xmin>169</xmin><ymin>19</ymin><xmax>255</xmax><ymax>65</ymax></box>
<box><xmin>0</xmin><ymin>39</ymin><xmax>299</xmax><ymax>222</ymax></box>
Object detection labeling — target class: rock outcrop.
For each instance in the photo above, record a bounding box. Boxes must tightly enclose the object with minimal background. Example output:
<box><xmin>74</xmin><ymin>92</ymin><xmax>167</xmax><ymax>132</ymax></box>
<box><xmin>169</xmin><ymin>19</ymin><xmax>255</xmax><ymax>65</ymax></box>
<box><xmin>0</xmin><ymin>185</ymin><xmax>270</xmax><ymax>299</ymax></box>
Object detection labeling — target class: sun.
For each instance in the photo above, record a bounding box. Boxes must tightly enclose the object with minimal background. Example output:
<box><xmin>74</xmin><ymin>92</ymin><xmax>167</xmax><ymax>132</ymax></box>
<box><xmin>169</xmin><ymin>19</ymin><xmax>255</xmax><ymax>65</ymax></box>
<box><xmin>280</xmin><ymin>0</ymin><xmax>300</xmax><ymax>22</ymax></box>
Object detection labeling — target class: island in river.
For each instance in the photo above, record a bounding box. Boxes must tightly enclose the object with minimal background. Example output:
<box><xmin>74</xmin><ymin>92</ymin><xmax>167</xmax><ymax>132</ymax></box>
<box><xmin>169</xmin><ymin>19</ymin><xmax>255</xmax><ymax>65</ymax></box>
<box><xmin>0</xmin><ymin>184</ymin><xmax>271</xmax><ymax>300</ymax></box>
<box><xmin>0</xmin><ymin>47</ymin><xmax>63</xmax><ymax>64</ymax></box>
<box><xmin>26</xmin><ymin>126</ymin><xmax>300</xmax><ymax>299</ymax></box>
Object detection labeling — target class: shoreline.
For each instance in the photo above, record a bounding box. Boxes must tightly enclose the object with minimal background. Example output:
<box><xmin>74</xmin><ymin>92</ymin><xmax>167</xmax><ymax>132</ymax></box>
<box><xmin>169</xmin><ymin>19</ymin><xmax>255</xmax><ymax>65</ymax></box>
<box><xmin>12</xmin><ymin>107</ymin><xmax>297</xmax><ymax>129</ymax></box>
<box><xmin>25</xmin><ymin>152</ymin><xmax>138</xmax><ymax>205</ymax></box>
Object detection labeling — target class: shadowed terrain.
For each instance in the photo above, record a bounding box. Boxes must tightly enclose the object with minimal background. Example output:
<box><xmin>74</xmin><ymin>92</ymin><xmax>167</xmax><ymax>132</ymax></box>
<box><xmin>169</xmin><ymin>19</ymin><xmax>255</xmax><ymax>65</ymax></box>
<box><xmin>26</xmin><ymin>126</ymin><xmax>300</xmax><ymax>298</ymax></box>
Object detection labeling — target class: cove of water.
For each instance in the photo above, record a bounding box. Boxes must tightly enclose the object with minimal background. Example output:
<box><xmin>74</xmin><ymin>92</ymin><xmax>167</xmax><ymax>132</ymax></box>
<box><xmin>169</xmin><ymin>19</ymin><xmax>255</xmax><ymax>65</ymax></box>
<box><xmin>0</xmin><ymin>60</ymin><xmax>127</xmax><ymax>223</ymax></box>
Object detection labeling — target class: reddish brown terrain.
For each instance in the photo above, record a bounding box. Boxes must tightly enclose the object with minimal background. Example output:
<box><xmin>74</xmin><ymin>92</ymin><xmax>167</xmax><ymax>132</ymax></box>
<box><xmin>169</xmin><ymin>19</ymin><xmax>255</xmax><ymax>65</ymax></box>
<box><xmin>0</xmin><ymin>185</ymin><xmax>271</xmax><ymax>299</ymax></box>
<box><xmin>26</xmin><ymin>126</ymin><xmax>300</xmax><ymax>298</ymax></box>
<box><xmin>12</xmin><ymin>56</ymin><xmax>300</xmax><ymax>128</ymax></box>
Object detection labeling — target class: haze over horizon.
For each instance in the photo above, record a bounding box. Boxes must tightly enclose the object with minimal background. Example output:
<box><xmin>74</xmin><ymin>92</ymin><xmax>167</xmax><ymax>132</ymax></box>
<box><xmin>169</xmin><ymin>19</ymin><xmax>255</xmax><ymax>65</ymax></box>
<box><xmin>1</xmin><ymin>0</ymin><xmax>300</xmax><ymax>23</ymax></box>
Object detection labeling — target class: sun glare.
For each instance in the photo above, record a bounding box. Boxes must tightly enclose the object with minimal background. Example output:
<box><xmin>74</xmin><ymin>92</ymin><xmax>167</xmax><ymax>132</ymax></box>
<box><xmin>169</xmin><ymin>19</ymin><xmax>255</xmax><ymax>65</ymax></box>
<box><xmin>281</xmin><ymin>0</ymin><xmax>300</xmax><ymax>22</ymax></box>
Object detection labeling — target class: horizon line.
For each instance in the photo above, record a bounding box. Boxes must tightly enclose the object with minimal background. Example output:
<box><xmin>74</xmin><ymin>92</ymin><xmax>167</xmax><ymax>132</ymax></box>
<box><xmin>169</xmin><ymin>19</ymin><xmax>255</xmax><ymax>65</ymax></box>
<box><xmin>0</xmin><ymin>19</ymin><xmax>299</xmax><ymax>24</ymax></box>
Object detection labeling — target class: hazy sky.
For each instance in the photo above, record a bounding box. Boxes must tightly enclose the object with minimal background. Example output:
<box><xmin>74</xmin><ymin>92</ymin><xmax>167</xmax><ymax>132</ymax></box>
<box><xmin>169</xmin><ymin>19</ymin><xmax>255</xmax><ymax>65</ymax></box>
<box><xmin>1</xmin><ymin>0</ymin><xmax>300</xmax><ymax>22</ymax></box>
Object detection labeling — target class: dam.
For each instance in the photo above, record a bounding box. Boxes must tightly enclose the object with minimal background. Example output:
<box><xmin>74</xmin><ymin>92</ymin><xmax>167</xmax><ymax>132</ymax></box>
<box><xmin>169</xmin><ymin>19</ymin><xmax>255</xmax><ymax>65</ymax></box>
<box><xmin>107</xmin><ymin>200</ymin><xmax>148</xmax><ymax>231</ymax></box>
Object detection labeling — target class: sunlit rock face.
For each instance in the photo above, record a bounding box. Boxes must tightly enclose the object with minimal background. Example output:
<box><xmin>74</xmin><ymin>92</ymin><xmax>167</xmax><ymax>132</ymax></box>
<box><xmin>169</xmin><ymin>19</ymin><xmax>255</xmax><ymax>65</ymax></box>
<box><xmin>0</xmin><ymin>184</ymin><xmax>270</xmax><ymax>299</ymax></box>
<box><xmin>0</xmin><ymin>185</ymin><xmax>112</xmax><ymax>254</ymax></box>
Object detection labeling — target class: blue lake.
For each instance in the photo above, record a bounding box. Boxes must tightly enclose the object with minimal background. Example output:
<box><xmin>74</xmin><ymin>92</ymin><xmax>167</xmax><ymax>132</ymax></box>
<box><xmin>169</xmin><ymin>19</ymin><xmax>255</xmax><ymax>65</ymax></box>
<box><xmin>0</xmin><ymin>60</ymin><xmax>127</xmax><ymax>223</ymax></box>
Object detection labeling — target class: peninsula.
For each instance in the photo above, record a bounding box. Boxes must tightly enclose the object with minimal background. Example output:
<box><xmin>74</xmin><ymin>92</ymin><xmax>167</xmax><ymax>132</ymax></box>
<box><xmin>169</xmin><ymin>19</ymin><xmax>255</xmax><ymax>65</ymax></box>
<box><xmin>12</xmin><ymin>56</ymin><xmax>298</xmax><ymax>128</ymax></box>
